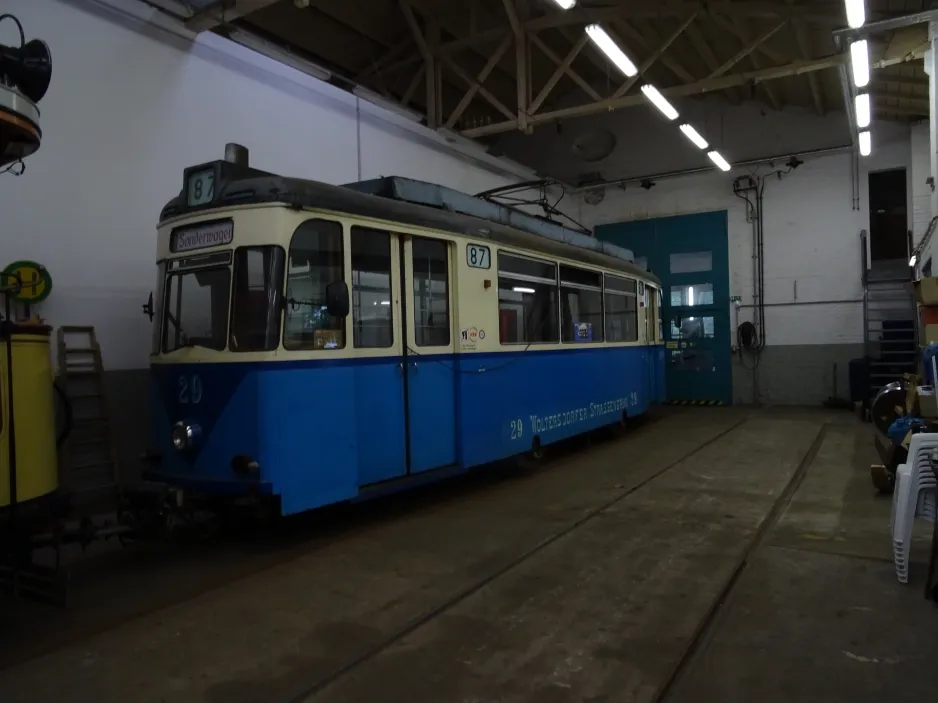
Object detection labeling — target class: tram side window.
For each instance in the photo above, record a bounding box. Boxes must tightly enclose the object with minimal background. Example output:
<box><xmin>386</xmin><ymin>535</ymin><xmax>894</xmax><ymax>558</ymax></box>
<box><xmin>351</xmin><ymin>226</ymin><xmax>393</xmax><ymax>348</ymax></box>
<box><xmin>413</xmin><ymin>237</ymin><xmax>450</xmax><ymax>347</ymax></box>
<box><xmin>604</xmin><ymin>275</ymin><xmax>638</xmax><ymax>343</ymax></box>
<box><xmin>497</xmin><ymin>253</ymin><xmax>559</xmax><ymax>344</ymax></box>
<box><xmin>560</xmin><ymin>265</ymin><xmax>603</xmax><ymax>343</ymax></box>
<box><xmin>284</xmin><ymin>219</ymin><xmax>346</xmax><ymax>350</ymax></box>
<box><xmin>229</xmin><ymin>246</ymin><xmax>286</xmax><ymax>352</ymax></box>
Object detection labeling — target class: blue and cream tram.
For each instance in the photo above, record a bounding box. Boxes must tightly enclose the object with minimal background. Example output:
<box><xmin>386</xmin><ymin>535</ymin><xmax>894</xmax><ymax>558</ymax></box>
<box><xmin>145</xmin><ymin>146</ymin><xmax>666</xmax><ymax>516</ymax></box>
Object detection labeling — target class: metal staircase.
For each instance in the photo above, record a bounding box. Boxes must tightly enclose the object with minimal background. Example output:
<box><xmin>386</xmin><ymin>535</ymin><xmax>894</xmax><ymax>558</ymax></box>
<box><xmin>863</xmin><ymin>256</ymin><xmax>917</xmax><ymax>403</ymax></box>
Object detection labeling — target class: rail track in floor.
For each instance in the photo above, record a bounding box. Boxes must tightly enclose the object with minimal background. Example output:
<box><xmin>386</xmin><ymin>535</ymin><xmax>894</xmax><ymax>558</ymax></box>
<box><xmin>285</xmin><ymin>413</ymin><xmax>765</xmax><ymax>703</ymax></box>
<box><xmin>2</xmin><ymin>411</ymin><xmax>676</xmax><ymax>669</ymax></box>
<box><xmin>6</xmin><ymin>407</ymin><xmax>814</xmax><ymax>703</ymax></box>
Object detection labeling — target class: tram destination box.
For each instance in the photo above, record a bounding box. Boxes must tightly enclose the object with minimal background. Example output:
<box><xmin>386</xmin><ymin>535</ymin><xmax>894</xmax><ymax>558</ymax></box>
<box><xmin>915</xmin><ymin>277</ymin><xmax>938</xmax><ymax>305</ymax></box>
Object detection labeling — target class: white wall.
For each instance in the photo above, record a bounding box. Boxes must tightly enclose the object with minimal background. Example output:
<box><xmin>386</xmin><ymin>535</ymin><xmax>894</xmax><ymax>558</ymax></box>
<box><xmin>917</xmin><ymin>24</ymin><xmax>938</xmax><ymax>272</ymax></box>
<box><xmin>0</xmin><ymin>0</ymin><xmax>538</xmax><ymax>370</ymax></box>
<box><xmin>582</xmin><ymin>120</ymin><xmax>914</xmax><ymax>347</ymax></box>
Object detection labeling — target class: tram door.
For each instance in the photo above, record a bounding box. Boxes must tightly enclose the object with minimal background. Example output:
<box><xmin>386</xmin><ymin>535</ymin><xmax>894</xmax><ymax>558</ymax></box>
<box><xmin>401</xmin><ymin>235</ymin><xmax>457</xmax><ymax>474</ymax></box>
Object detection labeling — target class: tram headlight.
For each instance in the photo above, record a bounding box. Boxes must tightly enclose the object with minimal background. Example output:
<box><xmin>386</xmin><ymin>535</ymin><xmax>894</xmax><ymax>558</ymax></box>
<box><xmin>171</xmin><ymin>421</ymin><xmax>201</xmax><ymax>451</ymax></box>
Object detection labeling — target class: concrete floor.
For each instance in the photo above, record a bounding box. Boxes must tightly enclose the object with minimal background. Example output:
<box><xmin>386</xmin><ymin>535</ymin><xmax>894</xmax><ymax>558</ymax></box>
<box><xmin>668</xmin><ymin>414</ymin><xmax>938</xmax><ymax>702</ymax></box>
<box><xmin>1</xmin><ymin>408</ymin><xmax>936</xmax><ymax>702</ymax></box>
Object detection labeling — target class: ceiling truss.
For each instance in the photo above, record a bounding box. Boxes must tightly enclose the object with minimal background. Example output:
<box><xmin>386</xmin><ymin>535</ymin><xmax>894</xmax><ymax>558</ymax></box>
<box><xmin>463</xmin><ymin>53</ymin><xmax>851</xmax><ymax>138</ymax></box>
<box><xmin>178</xmin><ymin>0</ymin><xmax>930</xmax><ymax>139</ymax></box>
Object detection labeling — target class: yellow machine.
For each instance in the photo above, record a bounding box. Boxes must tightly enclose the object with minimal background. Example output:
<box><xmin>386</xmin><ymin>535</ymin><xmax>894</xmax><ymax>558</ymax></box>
<box><xmin>0</xmin><ymin>324</ymin><xmax>58</xmax><ymax>510</ymax></box>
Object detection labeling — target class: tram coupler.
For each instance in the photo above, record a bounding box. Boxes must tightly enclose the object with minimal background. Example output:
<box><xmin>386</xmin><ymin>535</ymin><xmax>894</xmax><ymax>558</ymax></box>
<box><xmin>116</xmin><ymin>482</ymin><xmax>217</xmax><ymax>543</ymax></box>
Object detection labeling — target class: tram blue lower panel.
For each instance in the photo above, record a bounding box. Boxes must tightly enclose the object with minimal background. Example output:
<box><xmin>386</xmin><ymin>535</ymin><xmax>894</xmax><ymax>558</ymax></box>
<box><xmin>147</xmin><ymin>345</ymin><xmax>657</xmax><ymax>516</ymax></box>
<box><xmin>262</xmin><ymin>365</ymin><xmax>361</xmax><ymax>514</ymax></box>
<box><xmin>655</xmin><ymin>345</ymin><xmax>667</xmax><ymax>403</ymax></box>
<box><xmin>147</xmin><ymin>362</ymin><xmax>361</xmax><ymax>513</ymax></box>
<box><xmin>408</xmin><ymin>358</ymin><xmax>458</xmax><ymax>473</ymax></box>
<box><xmin>352</xmin><ymin>362</ymin><xmax>406</xmax><ymax>485</ymax></box>
<box><xmin>453</xmin><ymin>346</ymin><xmax>649</xmax><ymax>469</ymax></box>
<box><xmin>146</xmin><ymin>364</ymin><xmax>265</xmax><ymax>489</ymax></box>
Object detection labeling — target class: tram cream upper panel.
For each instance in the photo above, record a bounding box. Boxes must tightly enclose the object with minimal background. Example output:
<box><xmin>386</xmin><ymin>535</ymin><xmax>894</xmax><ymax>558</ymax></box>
<box><xmin>153</xmin><ymin>203</ymin><xmax>661</xmax><ymax>365</ymax></box>
<box><xmin>156</xmin><ymin>204</ymin><xmax>292</xmax><ymax>258</ymax></box>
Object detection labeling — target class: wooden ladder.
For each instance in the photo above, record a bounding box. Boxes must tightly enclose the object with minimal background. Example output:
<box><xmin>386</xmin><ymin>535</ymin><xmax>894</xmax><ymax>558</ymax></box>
<box><xmin>56</xmin><ymin>326</ymin><xmax>120</xmax><ymax>500</ymax></box>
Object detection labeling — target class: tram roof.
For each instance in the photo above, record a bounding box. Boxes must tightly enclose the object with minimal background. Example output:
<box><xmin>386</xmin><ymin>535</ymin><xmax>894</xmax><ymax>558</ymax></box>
<box><xmin>159</xmin><ymin>164</ymin><xmax>658</xmax><ymax>284</ymax></box>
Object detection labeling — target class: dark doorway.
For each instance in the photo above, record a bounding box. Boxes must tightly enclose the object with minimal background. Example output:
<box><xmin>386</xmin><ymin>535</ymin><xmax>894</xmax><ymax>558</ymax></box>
<box><xmin>868</xmin><ymin>168</ymin><xmax>909</xmax><ymax>262</ymax></box>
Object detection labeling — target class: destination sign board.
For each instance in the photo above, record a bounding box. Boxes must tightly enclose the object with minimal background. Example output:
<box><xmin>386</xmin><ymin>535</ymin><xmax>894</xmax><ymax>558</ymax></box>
<box><xmin>171</xmin><ymin>219</ymin><xmax>233</xmax><ymax>253</ymax></box>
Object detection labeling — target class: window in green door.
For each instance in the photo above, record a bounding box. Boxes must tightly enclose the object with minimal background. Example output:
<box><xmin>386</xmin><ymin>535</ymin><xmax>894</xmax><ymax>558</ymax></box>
<box><xmin>669</xmin><ymin>251</ymin><xmax>713</xmax><ymax>274</ymax></box>
<box><xmin>670</xmin><ymin>315</ymin><xmax>715</xmax><ymax>340</ymax></box>
<box><xmin>670</xmin><ymin>283</ymin><xmax>714</xmax><ymax>307</ymax></box>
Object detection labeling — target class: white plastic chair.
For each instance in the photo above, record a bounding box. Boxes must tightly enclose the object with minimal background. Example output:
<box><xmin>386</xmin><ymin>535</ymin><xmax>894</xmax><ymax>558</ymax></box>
<box><xmin>890</xmin><ymin>433</ymin><xmax>938</xmax><ymax>583</ymax></box>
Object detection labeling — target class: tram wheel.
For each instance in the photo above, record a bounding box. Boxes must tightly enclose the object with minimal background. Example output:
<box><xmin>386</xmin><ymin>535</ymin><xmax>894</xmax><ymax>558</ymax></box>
<box><xmin>608</xmin><ymin>412</ymin><xmax>628</xmax><ymax>439</ymax></box>
<box><xmin>516</xmin><ymin>436</ymin><xmax>545</xmax><ymax>472</ymax></box>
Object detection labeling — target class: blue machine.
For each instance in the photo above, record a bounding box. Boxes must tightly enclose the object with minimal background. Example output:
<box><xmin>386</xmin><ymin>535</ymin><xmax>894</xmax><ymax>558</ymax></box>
<box><xmin>144</xmin><ymin>147</ymin><xmax>665</xmax><ymax>516</ymax></box>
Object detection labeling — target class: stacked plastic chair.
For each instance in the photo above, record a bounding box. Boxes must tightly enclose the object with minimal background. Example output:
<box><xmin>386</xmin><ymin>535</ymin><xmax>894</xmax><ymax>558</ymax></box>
<box><xmin>890</xmin><ymin>433</ymin><xmax>938</xmax><ymax>583</ymax></box>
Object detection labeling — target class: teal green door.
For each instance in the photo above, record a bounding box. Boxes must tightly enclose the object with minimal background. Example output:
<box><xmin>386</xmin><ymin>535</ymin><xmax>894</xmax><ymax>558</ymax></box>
<box><xmin>596</xmin><ymin>211</ymin><xmax>731</xmax><ymax>405</ymax></box>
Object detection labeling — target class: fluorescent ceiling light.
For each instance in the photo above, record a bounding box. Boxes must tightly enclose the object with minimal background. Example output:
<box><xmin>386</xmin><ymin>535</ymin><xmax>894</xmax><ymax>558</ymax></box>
<box><xmin>688</xmin><ymin>287</ymin><xmax>695</xmax><ymax>306</ymax></box>
<box><xmin>859</xmin><ymin>130</ymin><xmax>871</xmax><ymax>156</ymax></box>
<box><xmin>641</xmin><ymin>84</ymin><xmax>678</xmax><ymax>120</ymax></box>
<box><xmin>855</xmin><ymin>93</ymin><xmax>870</xmax><ymax>128</ymax></box>
<box><xmin>707</xmin><ymin>150</ymin><xmax>732</xmax><ymax>172</ymax></box>
<box><xmin>548</xmin><ymin>0</ymin><xmax>576</xmax><ymax>8</ymax></box>
<box><xmin>679</xmin><ymin>124</ymin><xmax>709</xmax><ymax>149</ymax></box>
<box><xmin>585</xmin><ymin>24</ymin><xmax>637</xmax><ymax>77</ymax></box>
<box><xmin>513</xmin><ymin>286</ymin><xmax>536</xmax><ymax>294</ymax></box>
<box><xmin>845</xmin><ymin>0</ymin><xmax>865</xmax><ymax>28</ymax></box>
<box><xmin>850</xmin><ymin>39</ymin><xmax>870</xmax><ymax>88</ymax></box>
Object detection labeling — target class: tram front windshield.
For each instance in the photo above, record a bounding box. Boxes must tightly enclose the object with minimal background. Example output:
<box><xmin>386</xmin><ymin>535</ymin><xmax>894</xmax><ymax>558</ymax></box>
<box><xmin>162</xmin><ymin>266</ymin><xmax>230</xmax><ymax>352</ymax></box>
<box><xmin>161</xmin><ymin>246</ymin><xmax>286</xmax><ymax>354</ymax></box>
